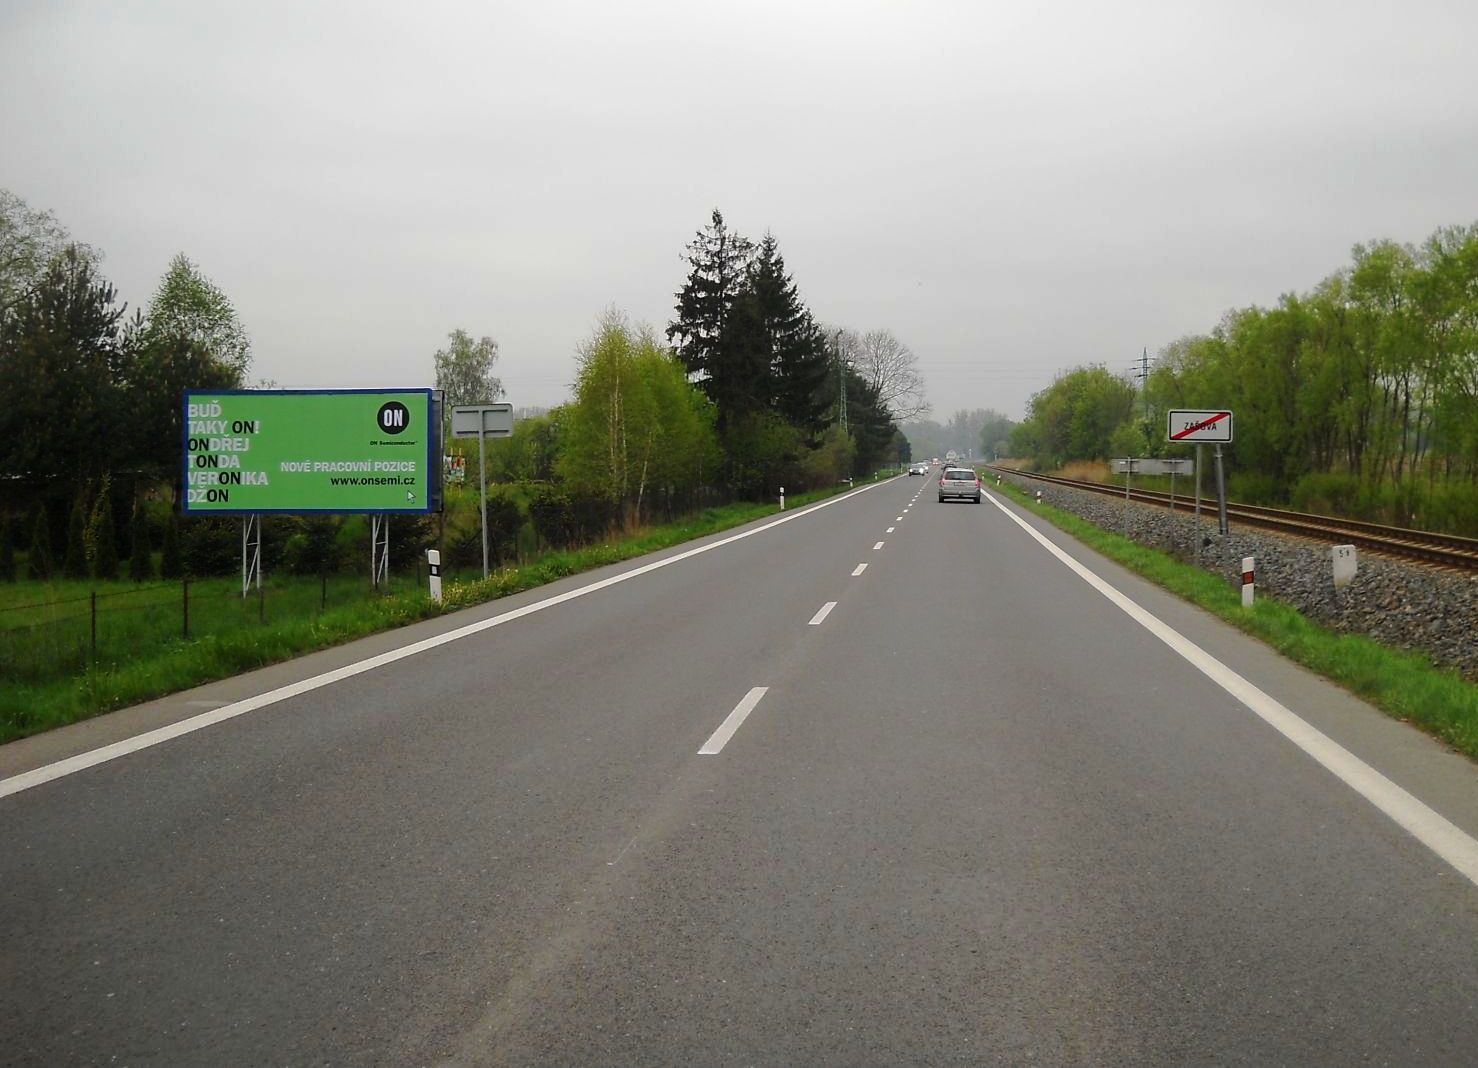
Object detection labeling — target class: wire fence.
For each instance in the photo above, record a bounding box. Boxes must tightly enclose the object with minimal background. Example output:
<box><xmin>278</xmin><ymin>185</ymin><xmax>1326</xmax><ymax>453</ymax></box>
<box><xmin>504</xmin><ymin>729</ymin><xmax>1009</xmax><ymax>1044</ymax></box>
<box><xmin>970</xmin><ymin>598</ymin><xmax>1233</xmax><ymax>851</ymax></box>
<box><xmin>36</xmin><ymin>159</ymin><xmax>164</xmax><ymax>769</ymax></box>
<box><xmin>0</xmin><ymin>570</ymin><xmax>429</xmax><ymax>688</ymax></box>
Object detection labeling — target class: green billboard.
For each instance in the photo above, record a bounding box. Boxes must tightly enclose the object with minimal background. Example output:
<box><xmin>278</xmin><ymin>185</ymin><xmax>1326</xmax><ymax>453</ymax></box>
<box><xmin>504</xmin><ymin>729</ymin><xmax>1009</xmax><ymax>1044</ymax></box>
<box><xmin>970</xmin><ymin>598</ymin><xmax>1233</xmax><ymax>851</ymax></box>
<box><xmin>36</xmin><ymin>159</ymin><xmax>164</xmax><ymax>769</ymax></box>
<box><xmin>181</xmin><ymin>389</ymin><xmax>437</xmax><ymax>514</ymax></box>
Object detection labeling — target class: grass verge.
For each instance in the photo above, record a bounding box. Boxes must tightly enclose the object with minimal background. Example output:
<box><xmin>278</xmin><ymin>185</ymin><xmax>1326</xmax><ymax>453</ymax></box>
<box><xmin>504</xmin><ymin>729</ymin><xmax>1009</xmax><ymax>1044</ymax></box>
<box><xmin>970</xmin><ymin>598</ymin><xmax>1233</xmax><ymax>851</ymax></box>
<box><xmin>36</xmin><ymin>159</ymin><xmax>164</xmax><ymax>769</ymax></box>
<box><xmin>1</xmin><ymin>481</ymin><xmax>876</xmax><ymax>744</ymax></box>
<box><xmin>990</xmin><ymin>479</ymin><xmax>1478</xmax><ymax>761</ymax></box>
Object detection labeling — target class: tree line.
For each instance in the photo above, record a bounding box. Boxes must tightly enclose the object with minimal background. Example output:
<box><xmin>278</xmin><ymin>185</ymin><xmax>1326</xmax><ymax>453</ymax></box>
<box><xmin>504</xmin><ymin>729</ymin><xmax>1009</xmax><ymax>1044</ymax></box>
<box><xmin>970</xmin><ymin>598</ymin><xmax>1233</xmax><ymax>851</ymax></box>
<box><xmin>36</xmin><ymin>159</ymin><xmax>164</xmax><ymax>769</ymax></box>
<box><xmin>0</xmin><ymin>190</ymin><xmax>250</xmax><ymax>581</ymax></box>
<box><xmin>1007</xmin><ymin>222</ymin><xmax>1478</xmax><ymax>532</ymax></box>
<box><xmin>435</xmin><ymin>209</ymin><xmax>920</xmax><ymax>570</ymax></box>
<box><xmin>1</xmin><ymin>194</ymin><xmax>927</xmax><ymax>583</ymax></box>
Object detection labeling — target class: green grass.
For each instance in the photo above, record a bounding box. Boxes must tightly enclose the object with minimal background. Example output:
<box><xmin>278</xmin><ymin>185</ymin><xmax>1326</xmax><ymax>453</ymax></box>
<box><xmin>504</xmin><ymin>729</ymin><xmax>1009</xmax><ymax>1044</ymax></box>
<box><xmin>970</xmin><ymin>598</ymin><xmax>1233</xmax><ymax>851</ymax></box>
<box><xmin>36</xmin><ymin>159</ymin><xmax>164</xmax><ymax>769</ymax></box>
<box><xmin>0</xmin><ymin>481</ymin><xmax>876</xmax><ymax>743</ymax></box>
<box><xmin>991</xmin><ymin>478</ymin><xmax>1478</xmax><ymax>760</ymax></box>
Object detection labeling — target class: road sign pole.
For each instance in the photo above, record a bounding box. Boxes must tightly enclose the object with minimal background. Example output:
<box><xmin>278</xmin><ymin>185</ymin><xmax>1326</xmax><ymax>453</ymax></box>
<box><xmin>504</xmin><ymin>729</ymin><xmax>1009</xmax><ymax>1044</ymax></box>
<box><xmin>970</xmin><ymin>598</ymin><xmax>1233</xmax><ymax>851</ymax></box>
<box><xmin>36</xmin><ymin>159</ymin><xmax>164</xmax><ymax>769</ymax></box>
<box><xmin>1123</xmin><ymin>459</ymin><xmax>1133</xmax><ymax>540</ymax></box>
<box><xmin>449</xmin><ymin>403</ymin><xmax>515</xmax><ymax>582</ymax></box>
<box><xmin>1194</xmin><ymin>444</ymin><xmax>1203</xmax><ymax>560</ymax></box>
<box><xmin>1214</xmin><ymin>443</ymin><xmax>1229</xmax><ymax>536</ymax></box>
<box><xmin>479</xmin><ymin>428</ymin><xmax>489</xmax><ymax>580</ymax></box>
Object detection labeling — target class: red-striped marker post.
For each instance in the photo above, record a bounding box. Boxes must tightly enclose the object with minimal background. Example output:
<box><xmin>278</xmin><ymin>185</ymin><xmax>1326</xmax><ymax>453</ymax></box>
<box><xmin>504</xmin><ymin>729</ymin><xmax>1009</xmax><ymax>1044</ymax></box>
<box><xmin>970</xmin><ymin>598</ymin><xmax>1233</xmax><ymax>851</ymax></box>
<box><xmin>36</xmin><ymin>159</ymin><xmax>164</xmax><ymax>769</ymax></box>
<box><xmin>1241</xmin><ymin>556</ymin><xmax>1255</xmax><ymax>608</ymax></box>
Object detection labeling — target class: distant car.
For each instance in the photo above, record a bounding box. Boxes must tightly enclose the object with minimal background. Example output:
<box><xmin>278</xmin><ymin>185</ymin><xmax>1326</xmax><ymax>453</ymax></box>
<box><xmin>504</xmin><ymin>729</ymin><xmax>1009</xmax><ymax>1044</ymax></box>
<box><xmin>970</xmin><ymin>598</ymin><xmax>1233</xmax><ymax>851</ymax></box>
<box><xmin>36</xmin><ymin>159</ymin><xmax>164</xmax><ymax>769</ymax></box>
<box><xmin>938</xmin><ymin>467</ymin><xmax>982</xmax><ymax>503</ymax></box>
<box><xmin>908</xmin><ymin>463</ymin><xmax>928</xmax><ymax>476</ymax></box>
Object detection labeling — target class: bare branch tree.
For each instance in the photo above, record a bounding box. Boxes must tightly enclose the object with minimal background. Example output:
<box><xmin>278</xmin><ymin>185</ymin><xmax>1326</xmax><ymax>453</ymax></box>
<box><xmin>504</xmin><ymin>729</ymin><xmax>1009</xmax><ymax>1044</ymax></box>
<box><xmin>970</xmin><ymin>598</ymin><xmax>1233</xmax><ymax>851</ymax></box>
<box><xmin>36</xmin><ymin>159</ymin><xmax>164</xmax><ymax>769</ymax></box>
<box><xmin>838</xmin><ymin>327</ymin><xmax>930</xmax><ymax>421</ymax></box>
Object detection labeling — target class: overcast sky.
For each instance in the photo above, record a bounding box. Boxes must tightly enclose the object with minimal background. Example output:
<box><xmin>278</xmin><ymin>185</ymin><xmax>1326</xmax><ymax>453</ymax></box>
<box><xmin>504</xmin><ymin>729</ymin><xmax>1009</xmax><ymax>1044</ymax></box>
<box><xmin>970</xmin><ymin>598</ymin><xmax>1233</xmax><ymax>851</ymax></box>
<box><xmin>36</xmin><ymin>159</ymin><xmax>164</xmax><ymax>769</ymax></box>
<box><xmin>5</xmin><ymin>0</ymin><xmax>1477</xmax><ymax>421</ymax></box>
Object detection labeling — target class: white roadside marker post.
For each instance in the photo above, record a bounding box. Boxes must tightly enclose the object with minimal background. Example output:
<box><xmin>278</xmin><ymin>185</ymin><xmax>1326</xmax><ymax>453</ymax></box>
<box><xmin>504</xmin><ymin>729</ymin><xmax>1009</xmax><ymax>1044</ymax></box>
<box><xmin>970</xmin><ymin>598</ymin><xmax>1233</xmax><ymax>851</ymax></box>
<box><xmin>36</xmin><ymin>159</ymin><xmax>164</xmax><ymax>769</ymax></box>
<box><xmin>1035</xmin><ymin>490</ymin><xmax>1043</xmax><ymax>505</ymax></box>
<box><xmin>1241</xmin><ymin>556</ymin><xmax>1255</xmax><ymax>608</ymax></box>
<box><xmin>427</xmin><ymin>549</ymin><xmax>442</xmax><ymax>604</ymax></box>
<box><xmin>779</xmin><ymin>486</ymin><xmax>785</xmax><ymax>512</ymax></box>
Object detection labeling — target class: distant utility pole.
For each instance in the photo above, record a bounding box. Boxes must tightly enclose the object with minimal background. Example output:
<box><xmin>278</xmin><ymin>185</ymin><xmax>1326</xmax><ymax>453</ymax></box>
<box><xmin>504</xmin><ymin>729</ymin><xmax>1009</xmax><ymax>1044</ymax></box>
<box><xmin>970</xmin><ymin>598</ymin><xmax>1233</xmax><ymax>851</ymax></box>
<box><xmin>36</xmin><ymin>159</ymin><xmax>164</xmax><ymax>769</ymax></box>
<box><xmin>836</xmin><ymin>333</ymin><xmax>848</xmax><ymax>433</ymax></box>
<box><xmin>1135</xmin><ymin>346</ymin><xmax>1151</xmax><ymax>423</ymax></box>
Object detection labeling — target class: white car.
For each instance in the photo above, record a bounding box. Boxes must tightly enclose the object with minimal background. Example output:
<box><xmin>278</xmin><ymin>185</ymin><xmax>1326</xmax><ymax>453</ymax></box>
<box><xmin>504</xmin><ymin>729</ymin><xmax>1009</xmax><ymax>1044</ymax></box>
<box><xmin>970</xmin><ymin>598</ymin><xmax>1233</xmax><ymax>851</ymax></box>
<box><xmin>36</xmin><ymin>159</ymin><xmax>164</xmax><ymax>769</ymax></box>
<box><xmin>908</xmin><ymin>463</ymin><xmax>928</xmax><ymax>476</ymax></box>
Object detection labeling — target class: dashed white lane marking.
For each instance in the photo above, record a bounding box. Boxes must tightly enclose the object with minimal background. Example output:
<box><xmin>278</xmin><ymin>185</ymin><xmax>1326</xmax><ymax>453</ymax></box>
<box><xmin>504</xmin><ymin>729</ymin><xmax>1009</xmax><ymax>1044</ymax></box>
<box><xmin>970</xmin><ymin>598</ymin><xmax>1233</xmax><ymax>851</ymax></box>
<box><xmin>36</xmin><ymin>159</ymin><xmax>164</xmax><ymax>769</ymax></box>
<box><xmin>808</xmin><ymin>602</ymin><xmax>838</xmax><ymax>626</ymax></box>
<box><xmin>698</xmin><ymin>687</ymin><xmax>770</xmax><ymax>755</ymax></box>
<box><xmin>984</xmin><ymin>490</ymin><xmax>1478</xmax><ymax>889</ymax></box>
<box><xmin>895</xmin><ymin>516</ymin><xmax>903</xmax><ymax>521</ymax></box>
<box><xmin>886</xmin><ymin>526</ymin><xmax>895</xmax><ymax>533</ymax></box>
<box><xmin>873</xmin><ymin>541</ymin><xmax>885</xmax><ymax>550</ymax></box>
<box><xmin>851</xmin><ymin>563</ymin><xmax>868</xmax><ymax>576</ymax></box>
<box><xmin>0</xmin><ymin>479</ymin><xmax>899</xmax><ymax>800</ymax></box>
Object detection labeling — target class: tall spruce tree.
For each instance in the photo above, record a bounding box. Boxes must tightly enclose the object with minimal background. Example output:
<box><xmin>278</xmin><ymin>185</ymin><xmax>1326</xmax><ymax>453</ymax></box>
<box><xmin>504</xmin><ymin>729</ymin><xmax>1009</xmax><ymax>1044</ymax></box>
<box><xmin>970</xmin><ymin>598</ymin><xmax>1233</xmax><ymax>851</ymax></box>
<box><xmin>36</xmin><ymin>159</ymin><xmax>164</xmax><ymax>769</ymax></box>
<box><xmin>0</xmin><ymin>247</ymin><xmax>128</xmax><ymax>484</ymax></box>
<box><xmin>844</xmin><ymin>368</ymin><xmax>900</xmax><ymax>475</ymax></box>
<box><xmin>667</xmin><ymin>209</ymin><xmax>753</xmax><ymax>409</ymax></box>
<box><xmin>738</xmin><ymin>234</ymin><xmax>831</xmax><ymax>436</ymax></box>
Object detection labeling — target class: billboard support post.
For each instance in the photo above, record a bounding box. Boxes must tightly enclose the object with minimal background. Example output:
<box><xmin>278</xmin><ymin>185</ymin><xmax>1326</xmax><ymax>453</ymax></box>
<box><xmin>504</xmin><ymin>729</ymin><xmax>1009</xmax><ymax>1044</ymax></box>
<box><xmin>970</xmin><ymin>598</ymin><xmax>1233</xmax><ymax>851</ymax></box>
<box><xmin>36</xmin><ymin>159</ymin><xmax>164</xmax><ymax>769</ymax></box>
<box><xmin>370</xmin><ymin>514</ymin><xmax>390</xmax><ymax>590</ymax></box>
<box><xmin>241</xmin><ymin>515</ymin><xmax>262</xmax><ymax>599</ymax></box>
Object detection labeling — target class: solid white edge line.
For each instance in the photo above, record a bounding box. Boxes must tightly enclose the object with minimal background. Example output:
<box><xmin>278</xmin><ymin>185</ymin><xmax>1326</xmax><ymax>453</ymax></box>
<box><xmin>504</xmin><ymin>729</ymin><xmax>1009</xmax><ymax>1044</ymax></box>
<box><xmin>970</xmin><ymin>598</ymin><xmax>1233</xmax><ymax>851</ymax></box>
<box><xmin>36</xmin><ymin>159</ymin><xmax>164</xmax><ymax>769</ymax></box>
<box><xmin>698</xmin><ymin>686</ymin><xmax>770</xmax><ymax>755</ymax></box>
<box><xmin>808</xmin><ymin>601</ymin><xmax>838</xmax><ymax>626</ymax></box>
<box><xmin>983</xmin><ymin>490</ymin><xmax>1478</xmax><ymax>888</ymax></box>
<box><xmin>1</xmin><ymin>480</ymin><xmax>898</xmax><ymax>800</ymax></box>
<box><xmin>852</xmin><ymin>563</ymin><xmax>867</xmax><ymax>576</ymax></box>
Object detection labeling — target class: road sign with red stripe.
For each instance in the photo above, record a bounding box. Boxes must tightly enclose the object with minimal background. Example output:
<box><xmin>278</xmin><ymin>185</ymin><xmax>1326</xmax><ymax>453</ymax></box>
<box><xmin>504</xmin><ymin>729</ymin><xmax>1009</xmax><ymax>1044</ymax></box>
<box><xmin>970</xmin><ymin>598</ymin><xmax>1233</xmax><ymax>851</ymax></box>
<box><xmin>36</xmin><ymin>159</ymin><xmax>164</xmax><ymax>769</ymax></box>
<box><xmin>1167</xmin><ymin>409</ymin><xmax>1234</xmax><ymax>443</ymax></box>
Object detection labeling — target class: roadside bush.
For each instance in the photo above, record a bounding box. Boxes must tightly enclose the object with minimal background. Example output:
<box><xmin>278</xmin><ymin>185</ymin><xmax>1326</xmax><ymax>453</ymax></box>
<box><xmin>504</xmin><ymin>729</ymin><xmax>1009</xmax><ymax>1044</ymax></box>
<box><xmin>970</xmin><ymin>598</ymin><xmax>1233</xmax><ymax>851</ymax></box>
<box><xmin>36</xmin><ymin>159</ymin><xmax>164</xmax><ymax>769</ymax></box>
<box><xmin>388</xmin><ymin>514</ymin><xmax>436</xmax><ymax>573</ymax></box>
<box><xmin>182</xmin><ymin>516</ymin><xmax>240</xmax><ymax>577</ymax></box>
<box><xmin>27</xmin><ymin>511</ymin><xmax>51</xmax><ymax>580</ymax></box>
<box><xmin>529</xmin><ymin>487</ymin><xmax>574</xmax><ymax>548</ymax></box>
<box><xmin>159</xmin><ymin>512</ymin><xmax>183</xmax><ymax>578</ymax></box>
<box><xmin>800</xmin><ymin>424</ymin><xmax>855</xmax><ymax>489</ymax></box>
<box><xmin>1226</xmin><ymin>470</ymin><xmax>1283</xmax><ymax>506</ymax></box>
<box><xmin>63</xmin><ymin>495</ymin><xmax>88</xmax><ymax>579</ymax></box>
<box><xmin>91</xmin><ymin>493</ymin><xmax>119</xmax><ymax>580</ymax></box>
<box><xmin>128</xmin><ymin>503</ymin><xmax>153</xmax><ymax>581</ymax></box>
<box><xmin>1290</xmin><ymin>471</ymin><xmax>1362</xmax><ymax>516</ymax></box>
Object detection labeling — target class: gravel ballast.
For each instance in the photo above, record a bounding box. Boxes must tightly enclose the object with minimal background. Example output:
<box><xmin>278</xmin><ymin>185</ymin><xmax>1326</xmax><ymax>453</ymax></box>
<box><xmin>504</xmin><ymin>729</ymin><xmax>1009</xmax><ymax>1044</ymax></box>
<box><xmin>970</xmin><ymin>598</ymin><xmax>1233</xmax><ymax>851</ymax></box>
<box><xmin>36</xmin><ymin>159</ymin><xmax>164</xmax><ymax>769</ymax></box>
<box><xmin>995</xmin><ymin>471</ymin><xmax>1478</xmax><ymax>681</ymax></box>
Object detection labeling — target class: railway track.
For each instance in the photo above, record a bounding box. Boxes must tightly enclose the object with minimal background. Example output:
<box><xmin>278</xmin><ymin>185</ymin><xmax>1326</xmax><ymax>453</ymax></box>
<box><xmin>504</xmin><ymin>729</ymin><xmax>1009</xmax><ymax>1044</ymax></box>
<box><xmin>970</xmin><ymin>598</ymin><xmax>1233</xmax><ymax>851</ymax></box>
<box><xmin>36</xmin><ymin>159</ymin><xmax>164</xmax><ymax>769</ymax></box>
<box><xmin>981</xmin><ymin>466</ymin><xmax>1478</xmax><ymax>572</ymax></box>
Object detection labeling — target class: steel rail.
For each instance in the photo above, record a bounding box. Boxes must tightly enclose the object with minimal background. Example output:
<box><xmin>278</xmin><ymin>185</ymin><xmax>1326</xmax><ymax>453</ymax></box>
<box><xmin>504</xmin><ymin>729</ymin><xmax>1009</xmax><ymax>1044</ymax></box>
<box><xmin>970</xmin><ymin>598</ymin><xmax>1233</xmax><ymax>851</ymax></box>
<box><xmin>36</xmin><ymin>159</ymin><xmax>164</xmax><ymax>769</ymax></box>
<box><xmin>980</xmin><ymin>466</ymin><xmax>1478</xmax><ymax>571</ymax></box>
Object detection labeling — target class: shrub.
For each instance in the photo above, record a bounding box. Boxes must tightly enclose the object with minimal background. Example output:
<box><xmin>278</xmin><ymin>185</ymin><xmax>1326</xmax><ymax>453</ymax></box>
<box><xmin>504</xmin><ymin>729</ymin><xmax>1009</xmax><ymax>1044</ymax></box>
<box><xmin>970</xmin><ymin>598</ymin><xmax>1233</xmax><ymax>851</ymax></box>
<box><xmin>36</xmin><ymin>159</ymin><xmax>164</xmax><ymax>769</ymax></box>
<box><xmin>27</xmin><ymin>510</ymin><xmax>52</xmax><ymax>580</ymax></box>
<box><xmin>182</xmin><ymin>516</ymin><xmax>240</xmax><ymax>577</ymax></box>
<box><xmin>128</xmin><ymin>503</ymin><xmax>153</xmax><ymax>581</ymax></box>
<box><xmin>530</xmin><ymin>487</ymin><xmax>574</xmax><ymax>549</ymax></box>
<box><xmin>63</xmin><ymin>495</ymin><xmax>89</xmax><ymax>579</ymax></box>
<box><xmin>159</xmin><ymin>512</ymin><xmax>184</xmax><ymax>578</ymax></box>
<box><xmin>1290</xmin><ymin>471</ymin><xmax>1362</xmax><ymax>516</ymax></box>
<box><xmin>91</xmin><ymin>494</ymin><xmax>119</xmax><ymax>580</ymax></box>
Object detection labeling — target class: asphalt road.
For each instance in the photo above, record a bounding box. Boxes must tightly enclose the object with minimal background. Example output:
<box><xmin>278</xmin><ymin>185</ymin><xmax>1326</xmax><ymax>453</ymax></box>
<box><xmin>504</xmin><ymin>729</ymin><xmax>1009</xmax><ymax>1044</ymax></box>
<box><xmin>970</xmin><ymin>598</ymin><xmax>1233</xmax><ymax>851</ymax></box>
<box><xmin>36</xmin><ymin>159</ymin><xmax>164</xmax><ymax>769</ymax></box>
<box><xmin>6</xmin><ymin>474</ymin><xmax>1478</xmax><ymax>1065</ymax></box>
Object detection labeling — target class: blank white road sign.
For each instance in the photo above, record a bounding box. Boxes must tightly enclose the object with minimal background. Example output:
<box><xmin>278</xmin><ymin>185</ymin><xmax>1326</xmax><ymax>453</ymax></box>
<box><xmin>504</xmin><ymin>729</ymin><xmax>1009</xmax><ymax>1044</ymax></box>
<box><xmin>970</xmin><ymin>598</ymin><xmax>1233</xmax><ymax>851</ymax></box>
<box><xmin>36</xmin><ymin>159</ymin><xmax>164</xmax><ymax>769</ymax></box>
<box><xmin>1167</xmin><ymin>409</ymin><xmax>1234</xmax><ymax>443</ymax></box>
<box><xmin>452</xmin><ymin>403</ymin><xmax>514</xmax><ymax>438</ymax></box>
